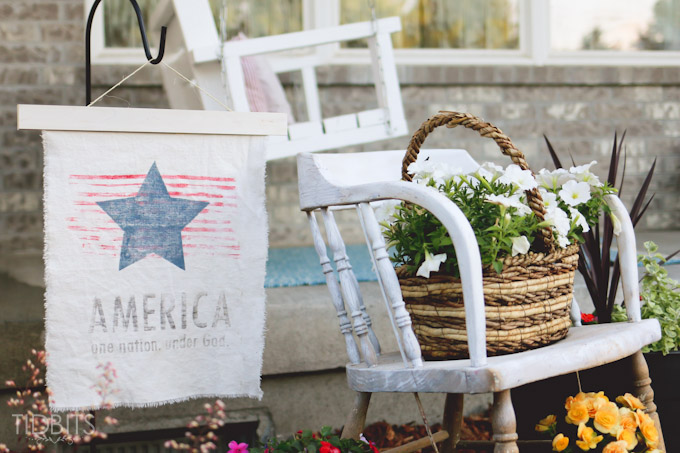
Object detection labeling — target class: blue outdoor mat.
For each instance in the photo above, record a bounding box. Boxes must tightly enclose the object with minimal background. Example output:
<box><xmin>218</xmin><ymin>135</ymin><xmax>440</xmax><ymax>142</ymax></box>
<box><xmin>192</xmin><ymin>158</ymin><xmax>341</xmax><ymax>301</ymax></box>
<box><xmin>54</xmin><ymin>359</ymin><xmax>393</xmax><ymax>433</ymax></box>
<box><xmin>265</xmin><ymin>244</ymin><xmax>377</xmax><ymax>288</ymax></box>
<box><xmin>265</xmin><ymin>246</ymin><xmax>680</xmax><ymax>289</ymax></box>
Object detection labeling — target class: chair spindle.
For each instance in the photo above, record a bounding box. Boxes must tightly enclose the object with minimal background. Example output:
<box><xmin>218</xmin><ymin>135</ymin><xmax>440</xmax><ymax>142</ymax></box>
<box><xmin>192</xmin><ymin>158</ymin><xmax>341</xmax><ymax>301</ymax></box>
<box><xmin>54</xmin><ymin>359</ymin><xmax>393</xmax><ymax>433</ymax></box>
<box><xmin>322</xmin><ymin>208</ymin><xmax>379</xmax><ymax>366</ymax></box>
<box><xmin>359</xmin><ymin>203</ymin><xmax>423</xmax><ymax>367</ymax></box>
<box><xmin>307</xmin><ymin>211</ymin><xmax>361</xmax><ymax>364</ymax></box>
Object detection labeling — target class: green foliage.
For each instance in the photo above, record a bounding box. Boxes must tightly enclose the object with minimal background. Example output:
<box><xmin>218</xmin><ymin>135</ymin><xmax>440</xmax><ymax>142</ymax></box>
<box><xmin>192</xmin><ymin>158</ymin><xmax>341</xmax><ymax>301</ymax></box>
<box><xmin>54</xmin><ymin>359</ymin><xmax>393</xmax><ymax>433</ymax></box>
<box><xmin>250</xmin><ymin>427</ymin><xmax>376</xmax><ymax>453</ymax></box>
<box><xmin>635</xmin><ymin>242</ymin><xmax>680</xmax><ymax>355</ymax></box>
<box><xmin>382</xmin><ymin>163</ymin><xmax>613</xmax><ymax>277</ymax></box>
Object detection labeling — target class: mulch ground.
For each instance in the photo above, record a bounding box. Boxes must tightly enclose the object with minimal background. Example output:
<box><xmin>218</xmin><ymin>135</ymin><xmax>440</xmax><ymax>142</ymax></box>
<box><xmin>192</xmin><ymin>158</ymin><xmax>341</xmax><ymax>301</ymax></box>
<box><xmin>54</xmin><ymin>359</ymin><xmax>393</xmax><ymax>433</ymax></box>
<box><xmin>362</xmin><ymin>413</ymin><xmax>492</xmax><ymax>453</ymax></box>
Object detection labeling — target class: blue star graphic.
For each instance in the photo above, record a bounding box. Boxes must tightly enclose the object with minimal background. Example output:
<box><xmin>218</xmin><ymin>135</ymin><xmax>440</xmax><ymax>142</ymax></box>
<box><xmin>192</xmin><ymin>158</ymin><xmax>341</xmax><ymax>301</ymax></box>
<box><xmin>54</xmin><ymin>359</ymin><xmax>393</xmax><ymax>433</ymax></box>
<box><xmin>97</xmin><ymin>163</ymin><xmax>209</xmax><ymax>270</ymax></box>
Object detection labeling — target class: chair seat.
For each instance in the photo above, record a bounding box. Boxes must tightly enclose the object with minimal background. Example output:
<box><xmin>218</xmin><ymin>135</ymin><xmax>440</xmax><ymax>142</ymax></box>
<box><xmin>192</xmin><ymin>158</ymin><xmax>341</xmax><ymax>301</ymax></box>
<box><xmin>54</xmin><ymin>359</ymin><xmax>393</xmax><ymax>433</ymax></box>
<box><xmin>346</xmin><ymin>319</ymin><xmax>661</xmax><ymax>394</ymax></box>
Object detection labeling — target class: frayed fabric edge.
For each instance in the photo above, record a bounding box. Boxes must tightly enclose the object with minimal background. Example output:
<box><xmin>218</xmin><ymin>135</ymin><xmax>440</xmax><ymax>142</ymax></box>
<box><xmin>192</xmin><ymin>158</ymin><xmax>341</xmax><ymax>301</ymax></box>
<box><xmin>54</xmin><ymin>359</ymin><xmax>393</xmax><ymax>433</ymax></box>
<box><xmin>49</xmin><ymin>391</ymin><xmax>264</xmax><ymax>412</ymax></box>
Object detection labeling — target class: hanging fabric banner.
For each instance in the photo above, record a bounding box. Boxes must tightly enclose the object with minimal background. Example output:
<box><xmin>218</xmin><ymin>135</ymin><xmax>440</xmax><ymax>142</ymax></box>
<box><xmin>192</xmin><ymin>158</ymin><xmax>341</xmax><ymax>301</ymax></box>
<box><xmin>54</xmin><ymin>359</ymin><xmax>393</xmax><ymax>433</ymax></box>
<box><xmin>18</xmin><ymin>105</ymin><xmax>287</xmax><ymax>410</ymax></box>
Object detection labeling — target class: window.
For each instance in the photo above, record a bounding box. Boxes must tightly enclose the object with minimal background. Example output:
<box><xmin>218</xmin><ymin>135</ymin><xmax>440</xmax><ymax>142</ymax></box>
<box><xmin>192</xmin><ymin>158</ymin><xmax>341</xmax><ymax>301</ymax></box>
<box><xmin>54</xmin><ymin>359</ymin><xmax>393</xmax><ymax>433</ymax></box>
<box><xmin>550</xmin><ymin>0</ymin><xmax>680</xmax><ymax>52</ymax></box>
<box><xmin>88</xmin><ymin>0</ymin><xmax>680</xmax><ymax>66</ymax></box>
<box><xmin>342</xmin><ymin>0</ymin><xmax>520</xmax><ymax>50</ymax></box>
<box><xmin>87</xmin><ymin>0</ymin><xmax>304</xmax><ymax>64</ymax></box>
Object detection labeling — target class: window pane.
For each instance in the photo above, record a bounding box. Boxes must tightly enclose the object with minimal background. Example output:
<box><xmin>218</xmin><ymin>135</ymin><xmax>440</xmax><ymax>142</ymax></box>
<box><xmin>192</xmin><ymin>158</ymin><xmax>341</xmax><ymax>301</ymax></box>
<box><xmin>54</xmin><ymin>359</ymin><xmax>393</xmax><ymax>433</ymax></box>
<box><xmin>104</xmin><ymin>0</ymin><xmax>160</xmax><ymax>48</ymax></box>
<box><xmin>550</xmin><ymin>0</ymin><xmax>680</xmax><ymax>51</ymax></box>
<box><xmin>103</xmin><ymin>0</ymin><xmax>302</xmax><ymax>47</ymax></box>
<box><xmin>341</xmin><ymin>0</ymin><xmax>520</xmax><ymax>49</ymax></box>
<box><xmin>208</xmin><ymin>0</ymin><xmax>303</xmax><ymax>38</ymax></box>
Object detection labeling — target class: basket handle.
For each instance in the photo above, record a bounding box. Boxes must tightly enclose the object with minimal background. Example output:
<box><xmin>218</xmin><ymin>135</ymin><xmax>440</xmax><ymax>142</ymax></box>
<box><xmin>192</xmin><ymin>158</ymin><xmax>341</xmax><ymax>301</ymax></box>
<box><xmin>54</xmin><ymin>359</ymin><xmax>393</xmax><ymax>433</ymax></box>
<box><xmin>402</xmin><ymin>111</ymin><xmax>554</xmax><ymax>252</ymax></box>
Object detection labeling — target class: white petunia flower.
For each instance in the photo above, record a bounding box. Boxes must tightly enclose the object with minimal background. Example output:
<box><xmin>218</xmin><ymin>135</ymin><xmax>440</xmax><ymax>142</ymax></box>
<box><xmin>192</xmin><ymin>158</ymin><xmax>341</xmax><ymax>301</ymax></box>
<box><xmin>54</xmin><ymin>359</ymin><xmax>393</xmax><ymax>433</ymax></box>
<box><xmin>544</xmin><ymin>206</ymin><xmax>571</xmax><ymax>238</ymax></box>
<box><xmin>536</xmin><ymin>168</ymin><xmax>573</xmax><ymax>191</ymax></box>
<box><xmin>372</xmin><ymin>200</ymin><xmax>401</xmax><ymax>225</ymax></box>
<box><xmin>538</xmin><ymin>189</ymin><xmax>559</xmax><ymax>212</ymax></box>
<box><xmin>477</xmin><ymin>162</ymin><xmax>504</xmax><ymax>181</ymax></box>
<box><xmin>486</xmin><ymin>194</ymin><xmax>532</xmax><ymax>216</ymax></box>
<box><xmin>570</xmin><ymin>161</ymin><xmax>602</xmax><ymax>187</ymax></box>
<box><xmin>569</xmin><ymin>207</ymin><xmax>590</xmax><ymax>233</ymax></box>
<box><xmin>569</xmin><ymin>160</ymin><xmax>597</xmax><ymax>175</ymax></box>
<box><xmin>416</xmin><ymin>250</ymin><xmax>447</xmax><ymax>278</ymax></box>
<box><xmin>610</xmin><ymin>211</ymin><xmax>622</xmax><ymax>236</ymax></box>
<box><xmin>408</xmin><ymin>159</ymin><xmax>437</xmax><ymax>181</ymax></box>
<box><xmin>499</xmin><ymin>164</ymin><xmax>538</xmax><ymax>191</ymax></box>
<box><xmin>556</xmin><ymin>233</ymin><xmax>571</xmax><ymax>248</ymax></box>
<box><xmin>430</xmin><ymin>163</ymin><xmax>464</xmax><ymax>186</ymax></box>
<box><xmin>511</xmin><ymin>236</ymin><xmax>531</xmax><ymax>256</ymax></box>
<box><xmin>559</xmin><ymin>180</ymin><xmax>591</xmax><ymax>206</ymax></box>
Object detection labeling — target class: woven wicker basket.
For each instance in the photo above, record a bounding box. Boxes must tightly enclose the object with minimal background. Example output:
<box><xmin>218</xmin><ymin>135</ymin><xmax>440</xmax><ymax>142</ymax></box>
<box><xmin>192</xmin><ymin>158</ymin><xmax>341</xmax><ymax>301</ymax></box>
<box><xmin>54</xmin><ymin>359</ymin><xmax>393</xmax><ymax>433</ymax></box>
<box><xmin>398</xmin><ymin>111</ymin><xmax>578</xmax><ymax>360</ymax></box>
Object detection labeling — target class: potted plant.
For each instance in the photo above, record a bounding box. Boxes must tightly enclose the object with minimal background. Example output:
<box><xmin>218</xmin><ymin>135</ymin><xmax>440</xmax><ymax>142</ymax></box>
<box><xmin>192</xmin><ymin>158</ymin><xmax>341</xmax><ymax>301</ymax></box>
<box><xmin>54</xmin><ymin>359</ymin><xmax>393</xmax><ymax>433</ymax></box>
<box><xmin>382</xmin><ymin>112</ymin><xmax>616</xmax><ymax>360</ymax></box>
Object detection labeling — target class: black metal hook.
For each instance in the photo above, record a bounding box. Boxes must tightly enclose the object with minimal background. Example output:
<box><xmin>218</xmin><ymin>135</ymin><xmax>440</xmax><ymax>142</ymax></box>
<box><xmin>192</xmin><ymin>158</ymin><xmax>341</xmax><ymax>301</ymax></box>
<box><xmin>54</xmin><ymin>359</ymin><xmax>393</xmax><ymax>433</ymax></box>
<box><xmin>85</xmin><ymin>0</ymin><xmax>167</xmax><ymax>105</ymax></box>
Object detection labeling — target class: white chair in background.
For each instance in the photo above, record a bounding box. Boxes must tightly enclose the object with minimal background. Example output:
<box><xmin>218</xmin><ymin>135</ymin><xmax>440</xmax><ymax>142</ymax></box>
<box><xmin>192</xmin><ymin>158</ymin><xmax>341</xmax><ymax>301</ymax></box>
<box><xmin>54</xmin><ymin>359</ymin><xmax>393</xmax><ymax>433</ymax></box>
<box><xmin>151</xmin><ymin>0</ymin><xmax>408</xmax><ymax>160</ymax></box>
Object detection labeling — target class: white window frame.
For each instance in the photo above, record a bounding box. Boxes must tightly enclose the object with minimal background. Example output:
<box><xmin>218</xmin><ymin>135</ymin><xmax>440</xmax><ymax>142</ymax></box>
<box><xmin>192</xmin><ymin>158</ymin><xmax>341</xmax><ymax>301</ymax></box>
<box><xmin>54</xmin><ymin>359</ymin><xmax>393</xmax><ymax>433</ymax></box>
<box><xmin>87</xmin><ymin>0</ymin><xmax>680</xmax><ymax>66</ymax></box>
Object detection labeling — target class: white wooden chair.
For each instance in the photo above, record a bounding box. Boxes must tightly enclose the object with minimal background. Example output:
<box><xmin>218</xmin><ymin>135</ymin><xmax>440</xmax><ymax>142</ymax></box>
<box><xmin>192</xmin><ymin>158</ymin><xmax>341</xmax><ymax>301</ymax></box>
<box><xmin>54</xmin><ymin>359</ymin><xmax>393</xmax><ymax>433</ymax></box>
<box><xmin>297</xmin><ymin>144</ymin><xmax>665</xmax><ymax>452</ymax></box>
<box><xmin>151</xmin><ymin>0</ymin><xmax>408</xmax><ymax>160</ymax></box>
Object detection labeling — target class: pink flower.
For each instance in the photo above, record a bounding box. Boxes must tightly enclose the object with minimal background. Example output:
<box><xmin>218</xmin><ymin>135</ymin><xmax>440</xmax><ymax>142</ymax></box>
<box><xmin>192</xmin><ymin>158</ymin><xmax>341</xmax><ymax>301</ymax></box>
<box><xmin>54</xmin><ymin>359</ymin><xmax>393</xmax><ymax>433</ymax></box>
<box><xmin>228</xmin><ymin>441</ymin><xmax>249</xmax><ymax>453</ymax></box>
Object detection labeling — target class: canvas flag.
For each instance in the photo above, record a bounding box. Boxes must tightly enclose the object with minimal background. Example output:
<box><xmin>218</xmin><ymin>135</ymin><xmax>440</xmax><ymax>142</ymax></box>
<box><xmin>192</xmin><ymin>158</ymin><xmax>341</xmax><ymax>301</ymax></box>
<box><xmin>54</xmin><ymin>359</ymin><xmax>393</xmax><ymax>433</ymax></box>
<box><xmin>43</xmin><ymin>130</ymin><xmax>268</xmax><ymax>410</ymax></box>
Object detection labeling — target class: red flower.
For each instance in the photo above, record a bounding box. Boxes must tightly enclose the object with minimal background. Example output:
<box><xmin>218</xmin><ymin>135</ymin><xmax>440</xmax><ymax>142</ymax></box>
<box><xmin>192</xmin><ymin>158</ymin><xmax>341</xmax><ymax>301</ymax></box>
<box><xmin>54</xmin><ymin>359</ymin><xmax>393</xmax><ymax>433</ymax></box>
<box><xmin>320</xmin><ymin>441</ymin><xmax>341</xmax><ymax>453</ymax></box>
<box><xmin>581</xmin><ymin>313</ymin><xmax>596</xmax><ymax>323</ymax></box>
<box><xmin>369</xmin><ymin>441</ymin><xmax>379</xmax><ymax>453</ymax></box>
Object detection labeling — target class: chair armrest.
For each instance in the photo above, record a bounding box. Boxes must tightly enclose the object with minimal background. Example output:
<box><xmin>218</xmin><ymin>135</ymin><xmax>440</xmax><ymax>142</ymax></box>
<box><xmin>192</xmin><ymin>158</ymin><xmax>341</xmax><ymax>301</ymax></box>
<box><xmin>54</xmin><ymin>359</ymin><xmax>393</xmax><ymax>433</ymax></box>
<box><xmin>605</xmin><ymin>194</ymin><xmax>642</xmax><ymax>322</ymax></box>
<box><xmin>192</xmin><ymin>17</ymin><xmax>401</xmax><ymax>63</ymax></box>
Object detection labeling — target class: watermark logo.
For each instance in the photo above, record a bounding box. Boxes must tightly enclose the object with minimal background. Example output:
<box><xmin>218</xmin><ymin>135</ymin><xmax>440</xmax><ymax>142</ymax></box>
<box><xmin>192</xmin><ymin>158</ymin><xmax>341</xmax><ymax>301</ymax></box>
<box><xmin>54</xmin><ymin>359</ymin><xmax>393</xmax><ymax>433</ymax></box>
<box><xmin>13</xmin><ymin>413</ymin><xmax>96</xmax><ymax>444</ymax></box>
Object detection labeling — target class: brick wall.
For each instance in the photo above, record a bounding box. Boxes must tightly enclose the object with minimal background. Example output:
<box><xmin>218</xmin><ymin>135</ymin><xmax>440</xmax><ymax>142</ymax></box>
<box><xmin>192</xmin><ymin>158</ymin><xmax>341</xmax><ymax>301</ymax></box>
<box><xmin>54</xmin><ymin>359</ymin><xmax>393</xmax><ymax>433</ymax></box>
<box><xmin>0</xmin><ymin>7</ymin><xmax>678</xmax><ymax>254</ymax></box>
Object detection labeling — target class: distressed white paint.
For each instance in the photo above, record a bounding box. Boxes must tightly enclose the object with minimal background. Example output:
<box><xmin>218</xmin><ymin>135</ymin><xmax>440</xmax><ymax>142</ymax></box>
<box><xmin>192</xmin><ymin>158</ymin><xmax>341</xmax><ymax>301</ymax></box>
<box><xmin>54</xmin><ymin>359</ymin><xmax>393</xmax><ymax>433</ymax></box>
<box><xmin>298</xmin><ymin>148</ymin><xmax>664</xmax><ymax>449</ymax></box>
<box><xmin>345</xmin><ymin>320</ymin><xmax>660</xmax><ymax>394</ymax></box>
<box><xmin>359</xmin><ymin>203</ymin><xmax>422</xmax><ymax>368</ymax></box>
<box><xmin>307</xmin><ymin>212</ymin><xmax>360</xmax><ymax>365</ymax></box>
<box><xmin>321</xmin><ymin>208</ymin><xmax>378</xmax><ymax>367</ymax></box>
<box><xmin>605</xmin><ymin>195</ymin><xmax>642</xmax><ymax>322</ymax></box>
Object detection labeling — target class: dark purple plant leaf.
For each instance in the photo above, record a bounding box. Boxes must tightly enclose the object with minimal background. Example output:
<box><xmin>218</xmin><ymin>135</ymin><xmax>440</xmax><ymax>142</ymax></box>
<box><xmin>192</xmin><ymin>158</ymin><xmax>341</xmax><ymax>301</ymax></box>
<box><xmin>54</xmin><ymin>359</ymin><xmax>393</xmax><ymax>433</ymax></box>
<box><xmin>629</xmin><ymin>159</ymin><xmax>656</xmax><ymax>223</ymax></box>
<box><xmin>618</xmin><ymin>147</ymin><xmax>627</xmax><ymax>198</ymax></box>
<box><xmin>606</xmin><ymin>131</ymin><xmax>619</xmax><ymax>186</ymax></box>
<box><xmin>633</xmin><ymin>194</ymin><xmax>655</xmax><ymax>226</ymax></box>
<box><xmin>543</xmin><ymin>135</ymin><xmax>563</xmax><ymax>169</ymax></box>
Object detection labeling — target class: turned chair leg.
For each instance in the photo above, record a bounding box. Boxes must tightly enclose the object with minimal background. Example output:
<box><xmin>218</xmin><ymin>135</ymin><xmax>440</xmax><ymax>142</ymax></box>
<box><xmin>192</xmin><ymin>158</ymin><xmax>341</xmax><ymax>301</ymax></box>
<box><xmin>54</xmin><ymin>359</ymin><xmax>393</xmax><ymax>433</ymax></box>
<box><xmin>630</xmin><ymin>350</ymin><xmax>665</xmax><ymax>451</ymax></box>
<box><xmin>342</xmin><ymin>392</ymin><xmax>372</xmax><ymax>440</ymax></box>
<box><xmin>441</xmin><ymin>393</ymin><xmax>464</xmax><ymax>453</ymax></box>
<box><xmin>492</xmin><ymin>390</ymin><xmax>519</xmax><ymax>453</ymax></box>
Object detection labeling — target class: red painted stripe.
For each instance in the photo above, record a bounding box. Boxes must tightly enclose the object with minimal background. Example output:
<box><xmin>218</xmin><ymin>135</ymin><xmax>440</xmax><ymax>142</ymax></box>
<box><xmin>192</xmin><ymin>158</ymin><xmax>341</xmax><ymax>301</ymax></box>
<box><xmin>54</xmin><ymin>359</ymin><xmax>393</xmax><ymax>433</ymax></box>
<box><xmin>68</xmin><ymin>226</ymin><xmax>121</xmax><ymax>232</ymax></box>
<box><xmin>183</xmin><ymin>244</ymin><xmax>240</xmax><ymax>250</ymax></box>
<box><xmin>183</xmin><ymin>227</ymin><xmax>234</xmax><ymax>233</ymax></box>
<box><xmin>190</xmin><ymin>219</ymin><xmax>231</xmax><ymax>225</ymax></box>
<box><xmin>70</xmin><ymin>174</ymin><xmax>236</xmax><ymax>182</ymax></box>
<box><xmin>70</xmin><ymin>174</ymin><xmax>145</xmax><ymax>180</ymax></box>
<box><xmin>167</xmin><ymin>192</ymin><xmax>223</xmax><ymax>199</ymax></box>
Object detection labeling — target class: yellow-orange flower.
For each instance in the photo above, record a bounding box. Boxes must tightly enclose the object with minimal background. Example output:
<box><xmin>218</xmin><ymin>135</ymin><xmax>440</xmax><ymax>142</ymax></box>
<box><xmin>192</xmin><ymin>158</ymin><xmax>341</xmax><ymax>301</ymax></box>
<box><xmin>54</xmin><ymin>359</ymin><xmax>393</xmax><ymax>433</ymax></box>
<box><xmin>640</xmin><ymin>420</ymin><xmax>659</xmax><ymax>448</ymax></box>
<box><xmin>615</xmin><ymin>427</ymin><xmax>637</xmax><ymax>451</ymax></box>
<box><xmin>576</xmin><ymin>423</ymin><xmax>603</xmax><ymax>451</ymax></box>
<box><xmin>565</xmin><ymin>392</ymin><xmax>587</xmax><ymax>410</ymax></box>
<box><xmin>602</xmin><ymin>440</ymin><xmax>629</xmax><ymax>453</ymax></box>
<box><xmin>618</xmin><ymin>408</ymin><xmax>638</xmax><ymax>431</ymax></box>
<box><xmin>594</xmin><ymin>402</ymin><xmax>620</xmax><ymax>435</ymax></box>
<box><xmin>583</xmin><ymin>391</ymin><xmax>609</xmax><ymax>417</ymax></box>
<box><xmin>536</xmin><ymin>414</ymin><xmax>557</xmax><ymax>432</ymax></box>
<box><xmin>635</xmin><ymin>409</ymin><xmax>652</xmax><ymax>427</ymax></box>
<box><xmin>616</xmin><ymin>393</ymin><xmax>646</xmax><ymax>410</ymax></box>
<box><xmin>566</xmin><ymin>401</ymin><xmax>590</xmax><ymax>425</ymax></box>
<box><xmin>552</xmin><ymin>433</ymin><xmax>569</xmax><ymax>452</ymax></box>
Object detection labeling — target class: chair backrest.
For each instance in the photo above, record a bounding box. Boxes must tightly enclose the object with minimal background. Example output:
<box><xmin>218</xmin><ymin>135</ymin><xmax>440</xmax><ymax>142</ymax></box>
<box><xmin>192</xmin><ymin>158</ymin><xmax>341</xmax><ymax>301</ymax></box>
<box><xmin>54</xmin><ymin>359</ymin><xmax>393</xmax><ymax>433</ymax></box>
<box><xmin>151</xmin><ymin>0</ymin><xmax>409</xmax><ymax>160</ymax></box>
<box><xmin>298</xmin><ymin>149</ymin><xmax>490</xmax><ymax>368</ymax></box>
